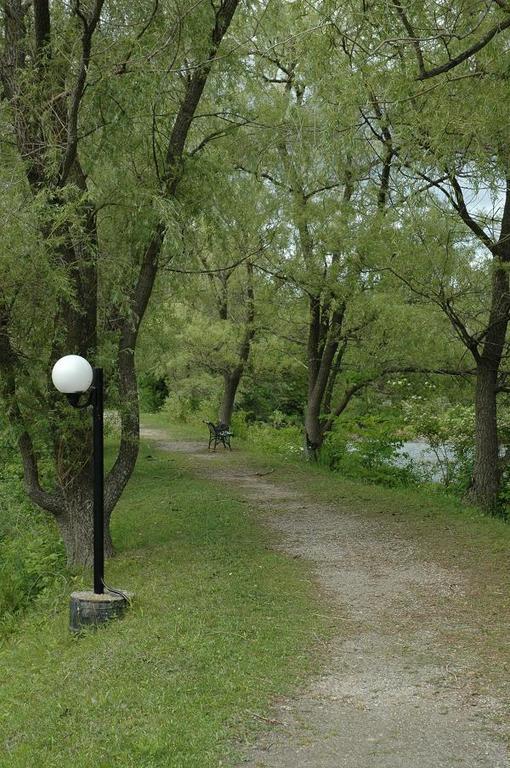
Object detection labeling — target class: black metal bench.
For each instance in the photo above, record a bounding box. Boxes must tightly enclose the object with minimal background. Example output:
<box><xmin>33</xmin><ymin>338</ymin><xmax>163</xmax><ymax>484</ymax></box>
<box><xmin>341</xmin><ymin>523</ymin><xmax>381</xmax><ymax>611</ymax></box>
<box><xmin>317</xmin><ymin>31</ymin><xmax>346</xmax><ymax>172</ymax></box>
<box><xmin>204</xmin><ymin>421</ymin><xmax>233</xmax><ymax>451</ymax></box>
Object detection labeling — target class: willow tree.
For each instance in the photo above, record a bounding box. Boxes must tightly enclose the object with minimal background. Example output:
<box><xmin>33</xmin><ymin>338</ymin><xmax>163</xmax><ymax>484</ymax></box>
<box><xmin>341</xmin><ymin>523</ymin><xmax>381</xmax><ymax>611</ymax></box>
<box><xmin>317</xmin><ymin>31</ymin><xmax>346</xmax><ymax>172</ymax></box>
<box><xmin>336</xmin><ymin>0</ymin><xmax>510</xmax><ymax>510</ymax></box>
<box><xmin>0</xmin><ymin>0</ymin><xmax>242</xmax><ymax>564</ymax></box>
<box><xmin>223</xmin><ymin>2</ymin><xmax>404</xmax><ymax>454</ymax></box>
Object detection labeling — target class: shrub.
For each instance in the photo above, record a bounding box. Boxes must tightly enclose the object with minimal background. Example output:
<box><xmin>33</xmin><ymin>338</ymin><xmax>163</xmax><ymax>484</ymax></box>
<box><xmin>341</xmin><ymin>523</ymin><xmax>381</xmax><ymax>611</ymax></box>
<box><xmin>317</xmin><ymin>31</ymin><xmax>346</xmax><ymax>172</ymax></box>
<box><xmin>321</xmin><ymin>414</ymin><xmax>421</xmax><ymax>488</ymax></box>
<box><xmin>230</xmin><ymin>410</ymin><xmax>249</xmax><ymax>440</ymax></box>
<box><xmin>0</xmin><ymin>433</ymin><xmax>66</xmax><ymax>633</ymax></box>
<box><xmin>161</xmin><ymin>392</ymin><xmax>195</xmax><ymax>422</ymax></box>
<box><xmin>401</xmin><ymin>398</ymin><xmax>474</xmax><ymax>491</ymax></box>
<box><xmin>246</xmin><ymin>421</ymin><xmax>303</xmax><ymax>459</ymax></box>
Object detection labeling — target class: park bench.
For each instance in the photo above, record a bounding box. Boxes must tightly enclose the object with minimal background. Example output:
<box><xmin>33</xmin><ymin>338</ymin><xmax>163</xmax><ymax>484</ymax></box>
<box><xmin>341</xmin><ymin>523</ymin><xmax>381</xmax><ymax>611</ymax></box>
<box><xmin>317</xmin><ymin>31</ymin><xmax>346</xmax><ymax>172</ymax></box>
<box><xmin>204</xmin><ymin>421</ymin><xmax>233</xmax><ymax>451</ymax></box>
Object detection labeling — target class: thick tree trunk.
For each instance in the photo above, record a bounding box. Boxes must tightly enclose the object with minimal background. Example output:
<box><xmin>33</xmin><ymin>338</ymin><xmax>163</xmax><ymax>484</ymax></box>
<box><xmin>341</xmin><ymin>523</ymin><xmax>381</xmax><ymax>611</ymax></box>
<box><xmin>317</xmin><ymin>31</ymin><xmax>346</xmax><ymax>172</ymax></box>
<box><xmin>304</xmin><ymin>397</ymin><xmax>324</xmax><ymax>460</ymax></box>
<box><xmin>56</xmin><ymin>482</ymin><xmax>114</xmax><ymax>568</ymax></box>
<box><xmin>219</xmin><ymin>370</ymin><xmax>241</xmax><ymax>426</ymax></box>
<box><xmin>470</xmin><ymin>364</ymin><xmax>500</xmax><ymax>512</ymax></box>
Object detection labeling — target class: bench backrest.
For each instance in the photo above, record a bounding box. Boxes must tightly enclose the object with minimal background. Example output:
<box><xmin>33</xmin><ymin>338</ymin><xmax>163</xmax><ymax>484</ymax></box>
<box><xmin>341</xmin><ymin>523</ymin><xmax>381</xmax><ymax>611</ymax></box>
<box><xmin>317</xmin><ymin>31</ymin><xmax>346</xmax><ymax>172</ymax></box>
<box><xmin>204</xmin><ymin>421</ymin><xmax>230</xmax><ymax>437</ymax></box>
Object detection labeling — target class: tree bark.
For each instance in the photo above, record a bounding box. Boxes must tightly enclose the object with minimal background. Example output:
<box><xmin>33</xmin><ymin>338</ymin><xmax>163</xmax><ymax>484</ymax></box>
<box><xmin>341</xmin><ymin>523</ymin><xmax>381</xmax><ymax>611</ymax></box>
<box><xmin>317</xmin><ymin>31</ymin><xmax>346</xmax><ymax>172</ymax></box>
<box><xmin>469</xmin><ymin>258</ymin><xmax>510</xmax><ymax>511</ymax></box>
<box><xmin>470</xmin><ymin>364</ymin><xmax>500</xmax><ymax>511</ymax></box>
<box><xmin>57</xmin><ymin>481</ymin><xmax>114</xmax><ymax>567</ymax></box>
<box><xmin>217</xmin><ymin>261</ymin><xmax>255</xmax><ymax>426</ymax></box>
<box><xmin>219</xmin><ymin>369</ymin><xmax>242</xmax><ymax>426</ymax></box>
<box><xmin>304</xmin><ymin>394</ymin><xmax>323</xmax><ymax>459</ymax></box>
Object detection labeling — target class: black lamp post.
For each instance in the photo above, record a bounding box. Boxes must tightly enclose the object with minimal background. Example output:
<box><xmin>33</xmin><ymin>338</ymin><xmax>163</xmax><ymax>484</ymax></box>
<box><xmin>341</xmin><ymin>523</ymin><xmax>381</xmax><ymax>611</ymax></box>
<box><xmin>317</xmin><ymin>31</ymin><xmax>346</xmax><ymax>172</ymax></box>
<box><xmin>91</xmin><ymin>367</ymin><xmax>104</xmax><ymax>595</ymax></box>
<box><xmin>52</xmin><ymin>355</ymin><xmax>129</xmax><ymax>630</ymax></box>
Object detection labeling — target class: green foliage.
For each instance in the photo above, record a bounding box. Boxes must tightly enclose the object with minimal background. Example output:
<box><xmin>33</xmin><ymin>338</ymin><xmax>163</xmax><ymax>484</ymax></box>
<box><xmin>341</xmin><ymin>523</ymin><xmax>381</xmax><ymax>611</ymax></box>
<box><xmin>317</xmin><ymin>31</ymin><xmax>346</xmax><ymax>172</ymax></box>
<box><xmin>402</xmin><ymin>397</ymin><xmax>475</xmax><ymax>490</ymax></box>
<box><xmin>245</xmin><ymin>420</ymin><xmax>304</xmax><ymax>460</ymax></box>
<box><xmin>230</xmin><ymin>409</ymin><xmax>249</xmax><ymax>439</ymax></box>
<box><xmin>138</xmin><ymin>374</ymin><xmax>168</xmax><ymax>413</ymax></box>
<box><xmin>160</xmin><ymin>392</ymin><xmax>195</xmax><ymax>423</ymax></box>
<box><xmin>320</xmin><ymin>414</ymin><xmax>421</xmax><ymax>488</ymax></box>
<box><xmin>3</xmin><ymin>0</ymin><xmax>510</xmax><ymax>593</ymax></box>
<box><xmin>0</xmin><ymin>435</ymin><xmax>66</xmax><ymax>634</ymax></box>
<box><xmin>161</xmin><ymin>389</ymin><xmax>221</xmax><ymax>425</ymax></box>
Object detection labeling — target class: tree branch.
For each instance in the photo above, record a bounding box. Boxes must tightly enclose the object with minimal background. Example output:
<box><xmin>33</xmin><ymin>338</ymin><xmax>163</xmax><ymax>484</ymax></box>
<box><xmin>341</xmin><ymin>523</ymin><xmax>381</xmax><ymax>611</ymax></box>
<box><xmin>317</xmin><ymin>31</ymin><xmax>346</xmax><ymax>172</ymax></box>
<box><xmin>390</xmin><ymin>0</ymin><xmax>426</xmax><ymax>78</ymax></box>
<box><xmin>419</xmin><ymin>15</ymin><xmax>510</xmax><ymax>80</ymax></box>
<box><xmin>59</xmin><ymin>0</ymin><xmax>104</xmax><ymax>185</ymax></box>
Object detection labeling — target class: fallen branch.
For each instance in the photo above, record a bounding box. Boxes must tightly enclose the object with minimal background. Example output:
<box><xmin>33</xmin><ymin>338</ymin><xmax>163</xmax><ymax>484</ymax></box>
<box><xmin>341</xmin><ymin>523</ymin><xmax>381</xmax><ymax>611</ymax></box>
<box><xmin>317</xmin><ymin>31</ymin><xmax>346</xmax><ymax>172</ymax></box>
<box><xmin>247</xmin><ymin>710</ymin><xmax>285</xmax><ymax>726</ymax></box>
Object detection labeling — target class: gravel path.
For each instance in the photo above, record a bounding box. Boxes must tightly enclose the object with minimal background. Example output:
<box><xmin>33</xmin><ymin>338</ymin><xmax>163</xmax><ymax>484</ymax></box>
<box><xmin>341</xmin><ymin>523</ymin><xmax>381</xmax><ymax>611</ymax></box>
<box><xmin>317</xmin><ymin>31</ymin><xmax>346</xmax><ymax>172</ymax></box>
<box><xmin>142</xmin><ymin>428</ymin><xmax>510</xmax><ymax>768</ymax></box>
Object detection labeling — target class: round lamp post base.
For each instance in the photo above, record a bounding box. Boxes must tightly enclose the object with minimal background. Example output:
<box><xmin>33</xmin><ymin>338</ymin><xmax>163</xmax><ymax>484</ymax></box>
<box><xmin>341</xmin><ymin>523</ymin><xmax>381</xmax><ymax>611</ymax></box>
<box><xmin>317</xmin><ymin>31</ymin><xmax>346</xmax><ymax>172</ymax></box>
<box><xmin>69</xmin><ymin>590</ymin><xmax>131</xmax><ymax>633</ymax></box>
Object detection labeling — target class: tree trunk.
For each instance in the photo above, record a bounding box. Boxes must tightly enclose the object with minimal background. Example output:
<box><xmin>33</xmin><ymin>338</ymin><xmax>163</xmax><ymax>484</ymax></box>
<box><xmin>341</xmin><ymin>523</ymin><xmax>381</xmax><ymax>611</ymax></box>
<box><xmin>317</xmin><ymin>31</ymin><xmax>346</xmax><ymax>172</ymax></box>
<box><xmin>217</xmin><ymin>262</ymin><xmax>255</xmax><ymax>427</ymax></box>
<box><xmin>56</xmin><ymin>483</ymin><xmax>114</xmax><ymax>568</ymax></box>
<box><xmin>470</xmin><ymin>364</ymin><xmax>500</xmax><ymax>512</ymax></box>
<box><xmin>304</xmin><ymin>396</ymin><xmax>324</xmax><ymax>460</ymax></box>
<box><xmin>219</xmin><ymin>370</ymin><xmax>241</xmax><ymax>426</ymax></box>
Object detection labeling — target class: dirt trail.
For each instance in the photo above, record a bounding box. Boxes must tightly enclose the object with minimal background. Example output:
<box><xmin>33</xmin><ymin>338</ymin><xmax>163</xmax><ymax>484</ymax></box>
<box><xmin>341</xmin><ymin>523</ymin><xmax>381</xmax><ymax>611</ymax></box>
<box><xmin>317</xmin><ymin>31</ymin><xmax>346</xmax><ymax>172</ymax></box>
<box><xmin>141</xmin><ymin>428</ymin><xmax>510</xmax><ymax>768</ymax></box>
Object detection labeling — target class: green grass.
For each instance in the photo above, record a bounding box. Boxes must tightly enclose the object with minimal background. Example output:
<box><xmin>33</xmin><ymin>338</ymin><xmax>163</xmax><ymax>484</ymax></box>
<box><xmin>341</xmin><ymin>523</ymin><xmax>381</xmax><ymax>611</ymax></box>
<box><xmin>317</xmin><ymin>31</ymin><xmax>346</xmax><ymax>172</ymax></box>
<box><xmin>0</xmin><ymin>443</ymin><xmax>326</xmax><ymax>768</ymax></box>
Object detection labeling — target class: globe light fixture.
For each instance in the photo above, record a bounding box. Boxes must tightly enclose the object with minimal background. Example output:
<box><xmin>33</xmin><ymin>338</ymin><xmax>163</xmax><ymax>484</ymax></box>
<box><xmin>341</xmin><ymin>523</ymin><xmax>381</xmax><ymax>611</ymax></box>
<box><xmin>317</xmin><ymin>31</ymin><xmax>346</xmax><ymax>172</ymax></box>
<box><xmin>52</xmin><ymin>355</ymin><xmax>129</xmax><ymax>631</ymax></box>
<box><xmin>51</xmin><ymin>354</ymin><xmax>93</xmax><ymax>394</ymax></box>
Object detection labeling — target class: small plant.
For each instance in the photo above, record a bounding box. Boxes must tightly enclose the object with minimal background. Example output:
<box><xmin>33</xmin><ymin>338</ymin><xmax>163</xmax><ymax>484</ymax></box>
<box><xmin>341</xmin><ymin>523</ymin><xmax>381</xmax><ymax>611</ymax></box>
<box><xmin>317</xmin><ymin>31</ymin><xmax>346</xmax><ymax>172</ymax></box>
<box><xmin>246</xmin><ymin>421</ymin><xmax>303</xmax><ymax>458</ymax></box>
<box><xmin>230</xmin><ymin>410</ymin><xmax>249</xmax><ymax>439</ymax></box>
<box><xmin>320</xmin><ymin>414</ymin><xmax>421</xmax><ymax>488</ymax></box>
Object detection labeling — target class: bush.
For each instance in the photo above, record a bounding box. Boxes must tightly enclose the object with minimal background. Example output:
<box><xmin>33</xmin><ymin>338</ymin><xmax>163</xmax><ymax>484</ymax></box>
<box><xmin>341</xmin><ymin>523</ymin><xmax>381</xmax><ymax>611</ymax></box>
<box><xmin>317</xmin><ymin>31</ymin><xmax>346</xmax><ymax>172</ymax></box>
<box><xmin>230</xmin><ymin>410</ymin><xmax>249</xmax><ymax>440</ymax></box>
<box><xmin>245</xmin><ymin>420</ymin><xmax>303</xmax><ymax>459</ymax></box>
<box><xmin>0</xmin><ymin>433</ymin><xmax>66</xmax><ymax>633</ymax></box>
<box><xmin>161</xmin><ymin>392</ymin><xmax>195</xmax><ymax>422</ymax></box>
<box><xmin>161</xmin><ymin>390</ymin><xmax>223</xmax><ymax>426</ymax></box>
<box><xmin>401</xmin><ymin>397</ymin><xmax>474</xmax><ymax>491</ymax></box>
<box><xmin>320</xmin><ymin>414</ymin><xmax>421</xmax><ymax>488</ymax></box>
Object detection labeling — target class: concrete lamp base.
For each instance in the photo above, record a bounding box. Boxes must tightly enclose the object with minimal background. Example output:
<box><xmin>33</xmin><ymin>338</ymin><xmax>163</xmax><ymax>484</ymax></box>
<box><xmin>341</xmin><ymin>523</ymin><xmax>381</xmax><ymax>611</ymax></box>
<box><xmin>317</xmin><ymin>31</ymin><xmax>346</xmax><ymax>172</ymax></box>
<box><xmin>69</xmin><ymin>590</ymin><xmax>131</xmax><ymax>633</ymax></box>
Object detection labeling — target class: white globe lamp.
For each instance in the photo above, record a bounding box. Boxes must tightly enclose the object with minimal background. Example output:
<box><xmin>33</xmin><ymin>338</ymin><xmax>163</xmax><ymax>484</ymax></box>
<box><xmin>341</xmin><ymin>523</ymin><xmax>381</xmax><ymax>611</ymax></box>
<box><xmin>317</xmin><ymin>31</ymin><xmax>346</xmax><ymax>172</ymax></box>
<box><xmin>51</xmin><ymin>355</ymin><xmax>93</xmax><ymax>394</ymax></box>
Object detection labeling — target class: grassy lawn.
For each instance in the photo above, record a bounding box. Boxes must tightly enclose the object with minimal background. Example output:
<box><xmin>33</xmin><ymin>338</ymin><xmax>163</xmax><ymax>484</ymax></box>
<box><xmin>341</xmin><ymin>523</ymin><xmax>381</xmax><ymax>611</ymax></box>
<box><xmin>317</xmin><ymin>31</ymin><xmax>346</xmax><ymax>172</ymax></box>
<box><xmin>0</xmin><ymin>441</ymin><xmax>327</xmax><ymax>768</ymax></box>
